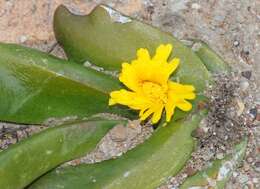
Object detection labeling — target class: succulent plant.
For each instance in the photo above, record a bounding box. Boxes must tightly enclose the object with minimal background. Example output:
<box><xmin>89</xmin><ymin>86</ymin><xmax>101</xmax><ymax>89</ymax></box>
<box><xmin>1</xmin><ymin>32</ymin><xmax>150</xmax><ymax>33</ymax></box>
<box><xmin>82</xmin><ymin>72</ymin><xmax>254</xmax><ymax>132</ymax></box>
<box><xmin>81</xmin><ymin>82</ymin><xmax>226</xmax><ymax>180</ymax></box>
<box><xmin>0</xmin><ymin>119</ymin><xmax>126</xmax><ymax>189</ymax></box>
<box><xmin>0</xmin><ymin>43</ymin><xmax>135</xmax><ymax>124</ymax></box>
<box><xmin>0</xmin><ymin>4</ymin><xmax>243</xmax><ymax>189</ymax></box>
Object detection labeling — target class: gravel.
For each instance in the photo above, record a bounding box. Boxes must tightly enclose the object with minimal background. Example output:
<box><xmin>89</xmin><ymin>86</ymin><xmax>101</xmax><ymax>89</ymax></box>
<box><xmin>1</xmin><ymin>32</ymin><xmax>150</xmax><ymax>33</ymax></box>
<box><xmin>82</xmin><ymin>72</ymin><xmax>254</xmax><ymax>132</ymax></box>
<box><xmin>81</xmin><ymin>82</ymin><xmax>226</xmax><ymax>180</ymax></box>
<box><xmin>65</xmin><ymin>120</ymin><xmax>153</xmax><ymax>165</ymax></box>
<box><xmin>0</xmin><ymin>123</ymin><xmax>46</xmax><ymax>151</ymax></box>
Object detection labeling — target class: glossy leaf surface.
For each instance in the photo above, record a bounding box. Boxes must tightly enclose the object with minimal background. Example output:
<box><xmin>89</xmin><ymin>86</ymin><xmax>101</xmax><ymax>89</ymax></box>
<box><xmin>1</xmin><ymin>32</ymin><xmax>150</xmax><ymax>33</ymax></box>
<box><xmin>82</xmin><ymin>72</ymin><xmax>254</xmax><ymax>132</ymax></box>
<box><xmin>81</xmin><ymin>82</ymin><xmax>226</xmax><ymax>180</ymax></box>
<box><xmin>0</xmin><ymin>43</ymin><xmax>134</xmax><ymax>124</ymax></box>
<box><xmin>0</xmin><ymin>119</ymin><xmax>125</xmax><ymax>189</ymax></box>
<box><xmin>54</xmin><ymin>5</ymin><xmax>211</xmax><ymax>92</ymax></box>
<box><xmin>186</xmin><ymin>40</ymin><xmax>231</xmax><ymax>73</ymax></box>
<box><xmin>29</xmin><ymin>108</ymin><xmax>206</xmax><ymax>189</ymax></box>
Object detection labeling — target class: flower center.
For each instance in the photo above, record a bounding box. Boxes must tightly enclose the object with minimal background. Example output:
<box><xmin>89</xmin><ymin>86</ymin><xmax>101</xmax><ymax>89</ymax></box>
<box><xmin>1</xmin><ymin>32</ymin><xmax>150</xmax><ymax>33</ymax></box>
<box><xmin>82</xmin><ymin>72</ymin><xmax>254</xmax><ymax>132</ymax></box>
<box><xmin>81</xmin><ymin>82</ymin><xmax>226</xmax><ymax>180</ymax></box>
<box><xmin>141</xmin><ymin>81</ymin><xmax>168</xmax><ymax>103</ymax></box>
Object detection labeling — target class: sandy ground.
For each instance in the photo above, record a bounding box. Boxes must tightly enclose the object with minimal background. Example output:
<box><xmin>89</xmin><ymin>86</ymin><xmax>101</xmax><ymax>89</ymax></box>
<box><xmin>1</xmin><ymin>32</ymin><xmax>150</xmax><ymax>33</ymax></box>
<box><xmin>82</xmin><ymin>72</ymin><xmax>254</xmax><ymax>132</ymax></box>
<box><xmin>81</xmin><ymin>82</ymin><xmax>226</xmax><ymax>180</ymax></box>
<box><xmin>0</xmin><ymin>0</ymin><xmax>259</xmax><ymax>188</ymax></box>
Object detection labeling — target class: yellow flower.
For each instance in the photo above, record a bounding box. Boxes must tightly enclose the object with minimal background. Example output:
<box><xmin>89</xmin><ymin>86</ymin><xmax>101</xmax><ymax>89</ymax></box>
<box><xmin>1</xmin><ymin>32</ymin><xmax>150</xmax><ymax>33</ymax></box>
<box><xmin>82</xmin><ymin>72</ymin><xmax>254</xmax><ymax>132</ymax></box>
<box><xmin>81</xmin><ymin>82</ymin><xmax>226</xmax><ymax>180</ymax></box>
<box><xmin>109</xmin><ymin>44</ymin><xmax>196</xmax><ymax>124</ymax></box>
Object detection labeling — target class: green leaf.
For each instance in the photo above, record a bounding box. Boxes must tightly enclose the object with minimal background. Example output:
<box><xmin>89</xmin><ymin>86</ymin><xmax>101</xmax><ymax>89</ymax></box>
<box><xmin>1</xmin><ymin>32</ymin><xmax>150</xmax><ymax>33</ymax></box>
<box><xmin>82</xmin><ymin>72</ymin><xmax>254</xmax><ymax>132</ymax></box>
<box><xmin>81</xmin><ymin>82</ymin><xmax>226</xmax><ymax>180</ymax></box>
<box><xmin>186</xmin><ymin>39</ymin><xmax>231</xmax><ymax>73</ymax></box>
<box><xmin>180</xmin><ymin>138</ymin><xmax>247</xmax><ymax>189</ymax></box>
<box><xmin>28</xmin><ymin>107</ymin><xmax>206</xmax><ymax>189</ymax></box>
<box><xmin>0</xmin><ymin>119</ymin><xmax>125</xmax><ymax>189</ymax></box>
<box><xmin>0</xmin><ymin>43</ymin><xmax>135</xmax><ymax>124</ymax></box>
<box><xmin>54</xmin><ymin>5</ymin><xmax>211</xmax><ymax>92</ymax></box>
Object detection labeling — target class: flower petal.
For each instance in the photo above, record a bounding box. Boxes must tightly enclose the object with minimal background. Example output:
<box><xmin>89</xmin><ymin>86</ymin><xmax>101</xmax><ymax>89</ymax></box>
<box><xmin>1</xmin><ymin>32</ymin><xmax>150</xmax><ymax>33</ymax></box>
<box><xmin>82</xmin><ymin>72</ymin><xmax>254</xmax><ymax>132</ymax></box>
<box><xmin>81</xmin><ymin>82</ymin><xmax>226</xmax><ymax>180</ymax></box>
<box><xmin>109</xmin><ymin>89</ymin><xmax>135</xmax><ymax>106</ymax></box>
<box><xmin>140</xmin><ymin>108</ymin><xmax>154</xmax><ymax>121</ymax></box>
<box><xmin>108</xmin><ymin>98</ymin><xmax>116</xmax><ymax>106</ymax></box>
<box><xmin>109</xmin><ymin>44</ymin><xmax>196</xmax><ymax>124</ymax></box>
<box><xmin>176</xmin><ymin>99</ymin><xmax>192</xmax><ymax>111</ymax></box>
<box><xmin>153</xmin><ymin>44</ymin><xmax>173</xmax><ymax>62</ymax></box>
<box><xmin>119</xmin><ymin>63</ymin><xmax>140</xmax><ymax>91</ymax></box>
<box><xmin>151</xmin><ymin>104</ymin><xmax>164</xmax><ymax>124</ymax></box>
<box><xmin>168</xmin><ymin>81</ymin><xmax>195</xmax><ymax>93</ymax></box>
<box><xmin>165</xmin><ymin>101</ymin><xmax>176</xmax><ymax>122</ymax></box>
<box><xmin>180</xmin><ymin>93</ymin><xmax>196</xmax><ymax>100</ymax></box>
<box><xmin>109</xmin><ymin>89</ymin><xmax>152</xmax><ymax>111</ymax></box>
<box><xmin>137</xmin><ymin>48</ymin><xmax>151</xmax><ymax>62</ymax></box>
<box><xmin>167</xmin><ymin>58</ymin><xmax>180</xmax><ymax>75</ymax></box>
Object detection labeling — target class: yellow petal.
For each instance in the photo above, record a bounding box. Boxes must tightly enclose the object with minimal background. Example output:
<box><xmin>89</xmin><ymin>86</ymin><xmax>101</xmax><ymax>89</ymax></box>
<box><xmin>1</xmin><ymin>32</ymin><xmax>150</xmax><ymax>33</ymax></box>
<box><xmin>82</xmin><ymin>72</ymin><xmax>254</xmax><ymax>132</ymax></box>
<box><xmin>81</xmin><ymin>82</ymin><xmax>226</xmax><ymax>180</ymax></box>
<box><xmin>165</xmin><ymin>101</ymin><xmax>176</xmax><ymax>122</ymax></box>
<box><xmin>151</xmin><ymin>105</ymin><xmax>164</xmax><ymax>124</ymax></box>
<box><xmin>180</xmin><ymin>93</ymin><xmax>196</xmax><ymax>100</ymax></box>
<box><xmin>139</xmin><ymin>108</ymin><xmax>148</xmax><ymax>117</ymax></box>
<box><xmin>119</xmin><ymin>63</ymin><xmax>140</xmax><ymax>91</ymax></box>
<box><xmin>153</xmin><ymin>44</ymin><xmax>173</xmax><ymax>62</ymax></box>
<box><xmin>109</xmin><ymin>89</ymin><xmax>135</xmax><ymax>106</ymax></box>
<box><xmin>168</xmin><ymin>81</ymin><xmax>195</xmax><ymax>92</ymax></box>
<box><xmin>137</xmin><ymin>48</ymin><xmax>151</xmax><ymax>62</ymax></box>
<box><xmin>140</xmin><ymin>108</ymin><xmax>154</xmax><ymax>121</ymax></box>
<box><xmin>108</xmin><ymin>44</ymin><xmax>196</xmax><ymax>125</ymax></box>
<box><xmin>108</xmin><ymin>98</ymin><xmax>116</xmax><ymax>106</ymax></box>
<box><xmin>168</xmin><ymin>91</ymin><xmax>196</xmax><ymax>100</ymax></box>
<box><xmin>109</xmin><ymin>89</ymin><xmax>152</xmax><ymax>111</ymax></box>
<box><xmin>176</xmin><ymin>99</ymin><xmax>192</xmax><ymax>111</ymax></box>
<box><xmin>167</xmin><ymin>58</ymin><xmax>180</xmax><ymax>75</ymax></box>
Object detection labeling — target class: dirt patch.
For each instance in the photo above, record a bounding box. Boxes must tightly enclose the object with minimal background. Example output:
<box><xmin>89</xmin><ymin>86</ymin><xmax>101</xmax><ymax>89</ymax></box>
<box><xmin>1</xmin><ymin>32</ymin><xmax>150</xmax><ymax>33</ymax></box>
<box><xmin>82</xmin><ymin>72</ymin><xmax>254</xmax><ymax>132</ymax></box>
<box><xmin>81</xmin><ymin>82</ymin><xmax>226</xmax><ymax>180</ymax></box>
<box><xmin>66</xmin><ymin>120</ymin><xmax>153</xmax><ymax>165</ymax></box>
<box><xmin>0</xmin><ymin>123</ymin><xmax>46</xmax><ymax>151</ymax></box>
<box><xmin>159</xmin><ymin>72</ymin><xmax>259</xmax><ymax>188</ymax></box>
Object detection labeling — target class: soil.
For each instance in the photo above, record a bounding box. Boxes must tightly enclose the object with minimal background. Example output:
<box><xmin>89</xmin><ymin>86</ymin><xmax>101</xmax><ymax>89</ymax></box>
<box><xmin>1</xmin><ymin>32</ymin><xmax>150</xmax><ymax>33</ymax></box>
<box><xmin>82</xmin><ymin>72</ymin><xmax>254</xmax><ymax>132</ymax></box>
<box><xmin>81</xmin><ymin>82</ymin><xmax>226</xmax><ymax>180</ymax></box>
<box><xmin>159</xmin><ymin>73</ymin><xmax>259</xmax><ymax>189</ymax></box>
<box><xmin>0</xmin><ymin>123</ymin><xmax>46</xmax><ymax>151</ymax></box>
<box><xmin>0</xmin><ymin>0</ymin><xmax>259</xmax><ymax>188</ymax></box>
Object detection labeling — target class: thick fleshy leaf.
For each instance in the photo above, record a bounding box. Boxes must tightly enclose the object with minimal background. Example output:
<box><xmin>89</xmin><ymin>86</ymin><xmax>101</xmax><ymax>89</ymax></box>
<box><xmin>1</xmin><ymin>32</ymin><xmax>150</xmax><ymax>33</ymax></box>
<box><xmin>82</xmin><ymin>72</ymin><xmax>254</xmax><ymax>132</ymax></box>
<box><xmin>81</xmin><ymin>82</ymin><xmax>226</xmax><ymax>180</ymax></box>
<box><xmin>186</xmin><ymin>39</ymin><xmax>231</xmax><ymax>73</ymax></box>
<box><xmin>0</xmin><ymin>119</ymin><xmax>125</xmax><ymax>189</ymax></box>
<box><xmin>28</xmin><ymin>101</ymin><xmax>207</xmax><ymax>189</ymax></box>
<box><xmin>0</xmin><ymin>5</ymin><xmax>234</xmax><ymax>189</ymax></box>
<box><xmin>54</xmin><ymin>5</ymin><xmax>211</xmax><ymax>92</ymax></box>
<box><xmin>0</xmin><ymin>43</ymin><xmax>135</xmax><ymax>124</ymax></box>
<box><xmin>180</xmin><ymin>138</ymin><xmax>247</xmax><ymax>189</ymax></box>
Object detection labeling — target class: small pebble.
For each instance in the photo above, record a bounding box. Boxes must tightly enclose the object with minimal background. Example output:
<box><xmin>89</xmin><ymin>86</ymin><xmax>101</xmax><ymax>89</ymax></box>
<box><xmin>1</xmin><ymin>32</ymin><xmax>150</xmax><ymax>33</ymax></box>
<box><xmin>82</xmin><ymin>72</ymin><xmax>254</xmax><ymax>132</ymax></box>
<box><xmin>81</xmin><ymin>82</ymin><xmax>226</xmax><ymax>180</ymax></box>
<box><xmin>224</xmin><ymin>135</ymin><xmax>229</xmax><ymax>140</ymax></box>
<box><xmin>116</xmin><ymin>152</ymin><xmax>123</xmax><ymax>157</ymax></box>
<box><xmin>243</xmin><ymin>163</ymin><xmax>250</xmax><ymax>171</ymax></box>
<box><xmin>18</xmin><ymin>35</ymin><xmax>28</xmax><ymax>43</ymax></box>
<box><xmin>110</xmin><ymin>125</ymin><xmax>127</xmax><ymax>142</ymax></box>
<box><xmin>192</xmin><ymin>127</ymin><xmax>205</xmax><ymax>138</ymax></box>
<box><xmin>241</xmin><ymin>71</ymin><xmax>252</xmax><ymax>80</ymax></box>
<box><xmin>240</xmin><ymin>80</ymin><xmax>250</xmax><ymax>91</ymax></box>
<box><xmin>216</xmin><ymin>153</ymin><xmax>224</xmax><ymax>159</ymax></box>
<box><xmin>249</xmin><ymin>108</ymin><xmax>257</xmax><ymax>120</ymax></box>
<box><xmin>233</xmin><ymin>171</ymin><xmax>239</xmax><ymax>177</ymax></box>
<box><xmin>246</xmin><ymin>157</ymin><xmax>253</xmax><ymax>163</ymax></box>
<box><xmin>236</xmin><ymin>98</ymin><xmax>245</xmax><ymax>116</ymax></box>
<box><xmin>238</xmin><ymin>174</ymin><xmax>249</xmax><ymax>183</ymax></box>
<box><xmin>220</xmin><ymin>146</ymin><xmax>226</xmax><ymax>151</ymax></box>
<box><xmin>197</xmin><ymin>101</ymin><xmax>207</xmax><ymax>110</ymax></box>
<box><xmin>191</xmin><ymin>3</ymin><xmax>201</xmax><ymax>9</ymax></box>
<box><xmin>256</xmin><ymin>113</ymin><xmax>260</xmax><ymax>121</ymax></box>
<box><xmin>192</xmin><ymin>42</ymin><xmax>202</xmax><ymax>52</ymax></box>
<box><xmin>240</xmin><ymin>50</ymin><xmax>251</xmax><ymax>64</ymax></box>
<box><xmin>234</xmin><ymin>40</ymin><xmax>240</xmax><ymax>47</ymax></box>
<box><xmin>128</xmin><ymin>120</ymin><xmax>140</xmax><ymax>129</ymax></box>
<box><xmin>182</xmin><ymin>173</ymin><xmax>188</xmax><ymax>178</ymax></box>
<box><xmin>255</xmin><ymin>166</ymin><xmax>260</xmax><ymax>173</ymax></box>
<box><xmin>185</xmin><ymin>166</ymin><xmax>196</xmax><ymax>176</ymax></box>
<box><xmin>252</xmin><ymin>178</ymin><xmax>258</xmax><ymax>183</ymax></box>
